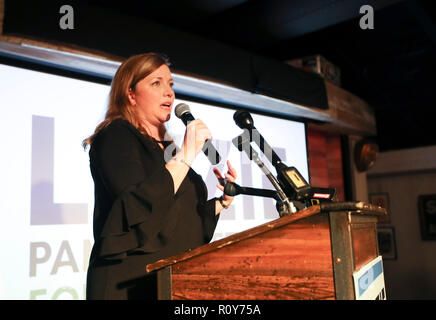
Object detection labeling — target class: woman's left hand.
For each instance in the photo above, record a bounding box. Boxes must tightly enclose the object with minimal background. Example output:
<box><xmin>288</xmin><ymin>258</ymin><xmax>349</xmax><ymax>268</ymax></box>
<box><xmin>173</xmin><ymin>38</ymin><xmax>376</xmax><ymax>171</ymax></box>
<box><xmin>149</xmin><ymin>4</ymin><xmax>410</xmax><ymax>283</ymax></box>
<box><xmin>213</xmin><ymin>160</ymin><xmax>237</xmax><ymax>209</ymax></box>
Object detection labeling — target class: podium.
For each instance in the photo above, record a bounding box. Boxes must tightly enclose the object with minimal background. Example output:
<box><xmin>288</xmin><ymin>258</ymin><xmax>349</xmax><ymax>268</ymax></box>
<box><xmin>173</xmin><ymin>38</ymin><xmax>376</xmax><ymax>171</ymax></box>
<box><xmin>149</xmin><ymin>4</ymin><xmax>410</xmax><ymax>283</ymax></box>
<box><xmin>146</xmin><ymin>202</ymin><xmax>386</xmax><ymax>300</ymax></box>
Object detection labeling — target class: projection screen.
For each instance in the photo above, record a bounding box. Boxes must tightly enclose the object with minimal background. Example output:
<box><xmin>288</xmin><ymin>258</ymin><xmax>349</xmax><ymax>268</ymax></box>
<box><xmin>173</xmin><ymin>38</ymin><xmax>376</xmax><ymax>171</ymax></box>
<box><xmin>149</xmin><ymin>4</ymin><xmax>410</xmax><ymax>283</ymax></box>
<box><xmin>0</xmin><ymin>62</ymin><xmax>308</xmax><ymax>299</ymax></box>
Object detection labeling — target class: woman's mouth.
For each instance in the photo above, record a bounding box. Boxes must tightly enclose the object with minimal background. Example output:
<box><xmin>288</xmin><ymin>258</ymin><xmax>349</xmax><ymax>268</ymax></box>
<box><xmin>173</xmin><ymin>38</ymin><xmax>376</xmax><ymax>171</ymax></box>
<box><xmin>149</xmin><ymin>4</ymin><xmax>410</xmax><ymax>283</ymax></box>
<box><xmin>160</xmin><ymin>102</ymin><xmax>172</xmax><ymax>109</ymax></box>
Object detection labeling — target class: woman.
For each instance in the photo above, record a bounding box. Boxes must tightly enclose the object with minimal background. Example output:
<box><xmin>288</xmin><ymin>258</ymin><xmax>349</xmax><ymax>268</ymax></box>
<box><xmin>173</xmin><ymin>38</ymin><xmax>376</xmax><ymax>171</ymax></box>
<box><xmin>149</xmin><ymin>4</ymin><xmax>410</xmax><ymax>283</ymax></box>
<box><xmin>83</xmin><ymin>53</ymin><xmax>237</xmax><ymax>300</ymax></box>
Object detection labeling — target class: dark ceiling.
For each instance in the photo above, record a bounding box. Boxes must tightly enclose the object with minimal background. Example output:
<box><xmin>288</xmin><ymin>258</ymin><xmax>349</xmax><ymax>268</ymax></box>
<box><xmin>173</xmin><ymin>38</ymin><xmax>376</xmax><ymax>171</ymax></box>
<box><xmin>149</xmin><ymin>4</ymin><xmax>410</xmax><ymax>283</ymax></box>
<box><xmin>84</xmin><ymin>0</ymin><xmax>435</xmax><ymax>152</ymax></box>
<box><xmin>14</xmin><ymin>0</ymin><xmax>436</xmax><ymax>151</ymax></box>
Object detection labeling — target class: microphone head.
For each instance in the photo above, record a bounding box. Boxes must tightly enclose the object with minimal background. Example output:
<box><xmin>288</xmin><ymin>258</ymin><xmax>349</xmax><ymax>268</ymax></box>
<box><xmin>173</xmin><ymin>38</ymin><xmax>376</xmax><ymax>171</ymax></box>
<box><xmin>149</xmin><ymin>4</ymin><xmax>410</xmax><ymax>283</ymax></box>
<box><xmin>175</xmin><ymin>103</ymin><xmax>191</xmax><ymax>119</ymax></box>
<box><xmin>233</xmin><ymin>110</ymin><xmax>254</xmax><ymax>129</ymax></box>
<box><xmin>224</xmin><ymin>181</ymin><xmax>240</xmax><ymax>197</ymax></box>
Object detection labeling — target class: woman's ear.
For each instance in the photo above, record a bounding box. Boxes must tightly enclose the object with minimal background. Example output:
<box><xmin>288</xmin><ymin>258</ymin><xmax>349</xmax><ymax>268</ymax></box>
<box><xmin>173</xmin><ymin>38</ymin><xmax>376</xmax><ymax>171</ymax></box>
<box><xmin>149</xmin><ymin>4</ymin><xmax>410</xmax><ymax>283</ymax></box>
<box><xmin>127</xmin><ymin>87</ymin><xmax>136</xmax><ymax>106</ymax></box>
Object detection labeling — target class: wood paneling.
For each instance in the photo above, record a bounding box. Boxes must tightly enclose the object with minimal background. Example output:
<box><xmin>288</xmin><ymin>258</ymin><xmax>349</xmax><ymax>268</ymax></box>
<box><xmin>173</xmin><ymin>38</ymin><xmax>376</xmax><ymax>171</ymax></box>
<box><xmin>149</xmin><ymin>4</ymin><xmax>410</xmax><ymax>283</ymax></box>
<box><xmin>170</xmin><ymin>214</ymin><xmax>335</xmax><ymax>300</ymax></box>
<box><xmin>171</xmin><ymin>274</ymin><xmax>334</xmax><ymax>300</ymax></box>
<box><xmin>307</xmin><ymin>128</ymin><xmax>345</xmax><ymax>201</ymax></box>
<box><xmin>351</xmin><ymin>225</ymin><xmax>378</xmax><ymax>271</ymax></box>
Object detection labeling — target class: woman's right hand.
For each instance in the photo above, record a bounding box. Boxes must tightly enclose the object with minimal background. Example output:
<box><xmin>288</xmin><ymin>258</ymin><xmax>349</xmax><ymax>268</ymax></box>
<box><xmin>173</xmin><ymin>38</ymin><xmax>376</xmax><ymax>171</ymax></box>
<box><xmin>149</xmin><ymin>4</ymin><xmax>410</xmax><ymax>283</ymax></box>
<box><xmin>181</xmin><ymin>119</ymin><xmax>212</xmax><ymax>165</ymax></box>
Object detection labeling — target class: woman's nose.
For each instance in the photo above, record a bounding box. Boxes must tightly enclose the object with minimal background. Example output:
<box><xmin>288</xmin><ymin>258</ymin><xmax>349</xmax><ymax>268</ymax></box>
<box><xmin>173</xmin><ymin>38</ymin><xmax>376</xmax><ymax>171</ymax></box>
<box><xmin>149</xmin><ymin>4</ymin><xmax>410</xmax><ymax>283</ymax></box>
<box><xmin>164</xmin><ymin>85</ymin><xmax>174</xmax><ymax>98</ymax></box>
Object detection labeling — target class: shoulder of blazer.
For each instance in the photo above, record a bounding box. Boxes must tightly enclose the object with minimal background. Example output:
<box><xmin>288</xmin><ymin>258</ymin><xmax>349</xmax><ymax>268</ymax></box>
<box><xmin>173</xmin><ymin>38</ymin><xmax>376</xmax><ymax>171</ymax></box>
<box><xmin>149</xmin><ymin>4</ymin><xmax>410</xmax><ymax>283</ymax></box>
<box><xmin>90</xmin><ymin>118</ymin><xmax>158</xmax><ymax>156</ymax></box>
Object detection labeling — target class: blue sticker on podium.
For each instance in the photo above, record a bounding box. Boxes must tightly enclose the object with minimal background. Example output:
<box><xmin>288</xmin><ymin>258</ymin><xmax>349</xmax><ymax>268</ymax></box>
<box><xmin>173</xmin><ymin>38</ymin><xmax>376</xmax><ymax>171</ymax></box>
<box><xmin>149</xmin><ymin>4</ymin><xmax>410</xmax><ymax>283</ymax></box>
<box><xmin>353</xmin><ymin>256</ymin><xmax>386</xmax><ymax>300</ymax></box>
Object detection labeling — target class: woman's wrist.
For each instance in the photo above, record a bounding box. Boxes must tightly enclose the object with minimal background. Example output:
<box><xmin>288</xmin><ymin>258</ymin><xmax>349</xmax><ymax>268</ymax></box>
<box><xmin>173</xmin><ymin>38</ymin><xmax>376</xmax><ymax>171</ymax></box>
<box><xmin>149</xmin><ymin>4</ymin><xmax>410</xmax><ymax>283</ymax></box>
<box><xmin>218</xmin><ymin>196</ymin><xmax>231</xmax><ymax>209</ymax></box>
<box><xmin>180</xmin><ymin>147</ymin><xmax>195</xmax><ymax>166</ymax></box>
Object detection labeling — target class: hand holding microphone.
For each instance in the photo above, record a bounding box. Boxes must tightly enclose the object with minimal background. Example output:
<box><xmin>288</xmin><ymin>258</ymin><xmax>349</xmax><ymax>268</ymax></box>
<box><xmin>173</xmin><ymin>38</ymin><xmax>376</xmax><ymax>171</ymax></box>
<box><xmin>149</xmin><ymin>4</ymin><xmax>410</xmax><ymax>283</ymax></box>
<box><xmin>175</xmin><ymin>103</ymin><xmax>235</xmax><ymax>211</ymax></box>
<box><xmin>175</xmin><ymin>103</ymin><xmax>221</xmax><ymax>165</ymax></box>
<box><xmin>183</xmin><ymin>119</ymin><xmax>212</xmax><ymax>165</ymax></box>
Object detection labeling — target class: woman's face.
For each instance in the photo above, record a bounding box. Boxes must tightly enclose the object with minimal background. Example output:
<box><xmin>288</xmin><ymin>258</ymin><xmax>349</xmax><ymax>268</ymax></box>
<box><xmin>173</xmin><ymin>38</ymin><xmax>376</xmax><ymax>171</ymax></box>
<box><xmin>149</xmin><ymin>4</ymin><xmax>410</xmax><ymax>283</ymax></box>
<box><xmin>128</xmin><ymin>64</ymin><xmax>175</xmax><ymax>127</ymax></box>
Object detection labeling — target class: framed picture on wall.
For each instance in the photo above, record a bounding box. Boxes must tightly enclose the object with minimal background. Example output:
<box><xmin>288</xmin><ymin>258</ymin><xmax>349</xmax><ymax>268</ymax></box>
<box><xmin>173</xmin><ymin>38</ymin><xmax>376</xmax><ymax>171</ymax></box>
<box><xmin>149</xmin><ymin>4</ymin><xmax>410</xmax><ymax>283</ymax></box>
<box><xmin>369</xmin><ymin>192</ymin><xmax>391</xmax><ymax>223</ymax></box>
<box><xmin>418</xmin><ymin>194</ymin><xmax>436</xmax><ymax>240</ymax></box>
<box><xmin>377</xmin><ymin>227</ymin><xmax>397</xmax><ymax>260</ymax></box>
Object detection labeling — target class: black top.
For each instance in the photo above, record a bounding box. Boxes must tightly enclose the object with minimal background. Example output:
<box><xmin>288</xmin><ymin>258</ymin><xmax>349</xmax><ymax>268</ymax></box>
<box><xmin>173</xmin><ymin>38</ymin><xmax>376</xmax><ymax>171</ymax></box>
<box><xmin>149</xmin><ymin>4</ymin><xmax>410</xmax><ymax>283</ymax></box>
<box><xmin>86</xmin><ymin>119</ymin><xmax>219</xmax><ymax>299</ymax></box>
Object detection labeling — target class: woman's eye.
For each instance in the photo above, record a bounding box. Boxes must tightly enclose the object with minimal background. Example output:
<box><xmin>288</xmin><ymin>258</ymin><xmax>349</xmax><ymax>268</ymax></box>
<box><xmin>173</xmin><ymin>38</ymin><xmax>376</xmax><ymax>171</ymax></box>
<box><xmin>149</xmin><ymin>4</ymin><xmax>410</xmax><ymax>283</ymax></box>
<box><xmin>152</xmin><ymin>81</ymin><xmax>160</xmax><ymax>87</ymax></box>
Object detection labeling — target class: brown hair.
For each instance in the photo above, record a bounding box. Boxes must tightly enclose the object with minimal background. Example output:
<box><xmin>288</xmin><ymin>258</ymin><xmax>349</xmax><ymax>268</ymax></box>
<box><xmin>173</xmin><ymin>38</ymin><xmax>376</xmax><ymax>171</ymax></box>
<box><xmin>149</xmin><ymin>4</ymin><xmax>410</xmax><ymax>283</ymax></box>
<box><xmin>82</xmin><ymin>52</ymin><xmax>170</xmax><ymax>149</ymax></box>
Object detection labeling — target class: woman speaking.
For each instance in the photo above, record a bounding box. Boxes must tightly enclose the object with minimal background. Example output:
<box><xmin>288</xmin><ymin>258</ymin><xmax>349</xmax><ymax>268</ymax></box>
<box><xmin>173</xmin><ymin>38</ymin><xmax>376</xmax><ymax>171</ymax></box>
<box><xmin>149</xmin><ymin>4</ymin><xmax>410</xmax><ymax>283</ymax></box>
<box><xmin>83</xmin><ymin>53</ymin><xmax>237</xmax><ymax>299</ymax></box>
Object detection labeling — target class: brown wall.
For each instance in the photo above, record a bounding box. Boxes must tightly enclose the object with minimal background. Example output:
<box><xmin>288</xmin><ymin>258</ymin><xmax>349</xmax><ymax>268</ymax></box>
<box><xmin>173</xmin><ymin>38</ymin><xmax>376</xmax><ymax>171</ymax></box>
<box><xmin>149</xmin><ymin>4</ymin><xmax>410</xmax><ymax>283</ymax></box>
<box><xmin>307</xmin><ymin>128</ymin><xmax>345</xmax><ymax>201</ymax></box>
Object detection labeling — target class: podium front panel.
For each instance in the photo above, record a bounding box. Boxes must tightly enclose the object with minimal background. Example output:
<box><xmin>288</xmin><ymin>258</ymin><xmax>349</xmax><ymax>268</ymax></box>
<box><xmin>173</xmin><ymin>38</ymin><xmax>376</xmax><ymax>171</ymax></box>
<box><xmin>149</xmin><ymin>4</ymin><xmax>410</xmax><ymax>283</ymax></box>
<box><xmin>168</xmin><ymin>214</ymin><xmax>335</xmax><ymax>300</ymax></box>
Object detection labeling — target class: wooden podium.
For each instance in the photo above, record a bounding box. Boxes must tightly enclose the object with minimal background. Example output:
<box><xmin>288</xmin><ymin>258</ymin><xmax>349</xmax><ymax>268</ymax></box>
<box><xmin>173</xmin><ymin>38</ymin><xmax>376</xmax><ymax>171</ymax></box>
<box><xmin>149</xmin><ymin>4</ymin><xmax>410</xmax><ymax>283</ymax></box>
<box><xmin>146</xmin><ymin>202</ymin><xmax>386</xmax><ymax>300</ymax></box>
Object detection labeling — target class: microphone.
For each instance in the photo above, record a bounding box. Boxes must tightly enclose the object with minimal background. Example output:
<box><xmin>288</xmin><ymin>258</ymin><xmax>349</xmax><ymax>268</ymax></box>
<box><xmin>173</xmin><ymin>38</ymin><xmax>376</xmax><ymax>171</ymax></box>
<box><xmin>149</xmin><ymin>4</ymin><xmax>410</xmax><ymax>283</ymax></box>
<box><xmin>224</xmin><ymin>181</ymin><xmax>280</xmax><ymax>201</ymax></box>
<box><xmin>225</xmin><ymin>181</ymin><xmax>297</xmax><ymax>216</ymax></box>
<box><xmin>233</xmin><ymin>110</ymin><xmax>254</xmax><ymax>130</ymax></box>
<box><xmin>232</xmin><ymin>109</ymin><xmax>333</xmax><ymax>206</ymax></box>
<box><xmin>233</xmin><ymin>110</ymin><xmax>285</xmax><ymax>171</ymax></box>
<box><xmin>175</xmin><ymin>103</ymin><xmax>221</xmax><ymax>165</ymax></box>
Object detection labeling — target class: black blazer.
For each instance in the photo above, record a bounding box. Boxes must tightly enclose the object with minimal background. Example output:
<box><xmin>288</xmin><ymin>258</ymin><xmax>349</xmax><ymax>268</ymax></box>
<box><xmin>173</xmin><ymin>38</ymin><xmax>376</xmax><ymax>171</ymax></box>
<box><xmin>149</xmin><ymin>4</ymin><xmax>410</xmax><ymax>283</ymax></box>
<box><xmin>86</xmin><ymin>119</ymin><xmax>219</xmax><ymax>299</ymax></box>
